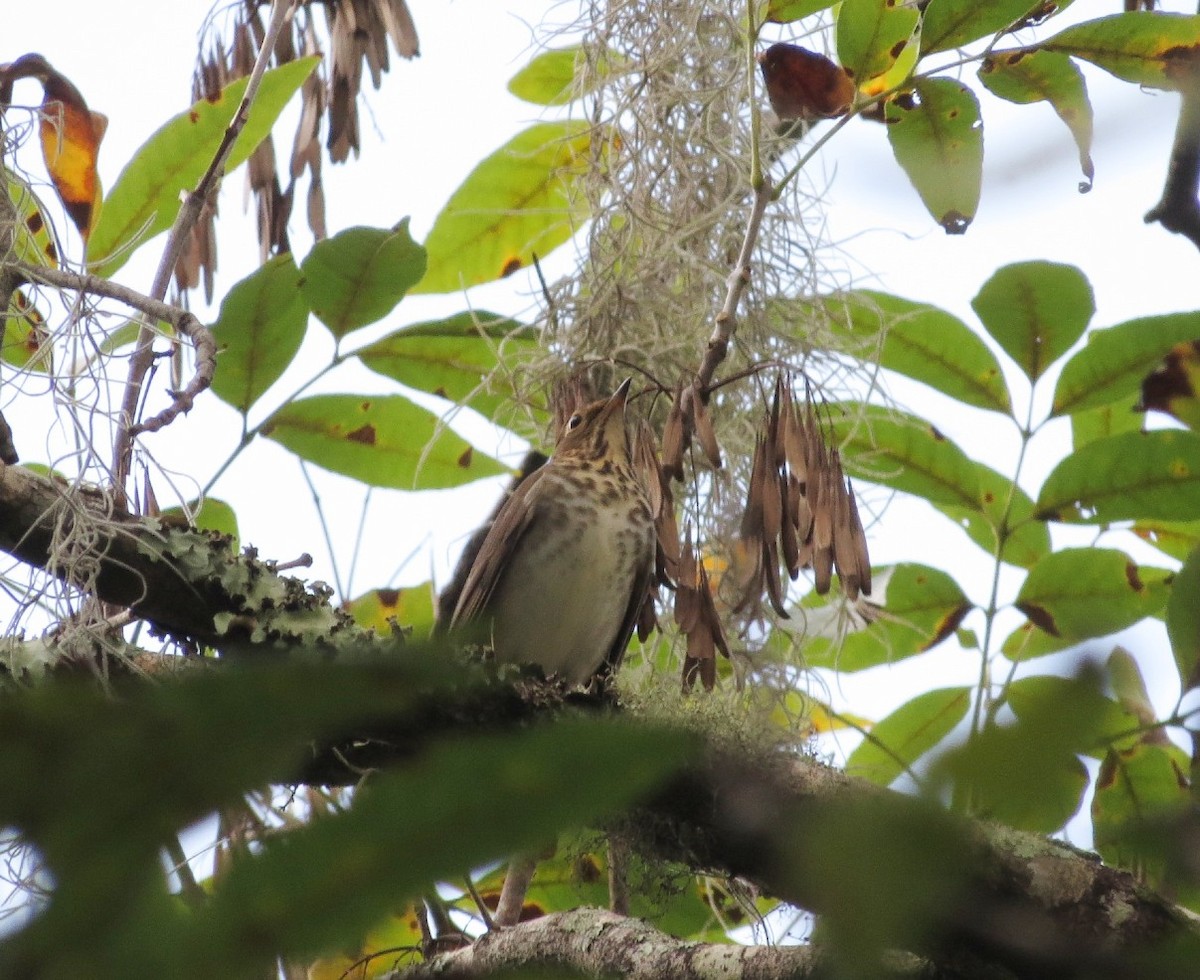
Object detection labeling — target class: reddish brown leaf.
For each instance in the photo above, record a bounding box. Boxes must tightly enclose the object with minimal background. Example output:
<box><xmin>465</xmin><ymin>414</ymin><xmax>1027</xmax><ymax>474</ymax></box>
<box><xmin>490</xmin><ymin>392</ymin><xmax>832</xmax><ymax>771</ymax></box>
<box><xmin>758</xmin><ymin>42</ymin><xmax>855</xmax><ymax>122</ymax></box>
<box><xmin>692</xmin><ymin>390</ymin><xmax>723</xmax><ymax>469</ymax></box>
<box><xmin>0</xmin><ymin>54</ymin><xmax>104</xmax><ymax>239</ymax></box>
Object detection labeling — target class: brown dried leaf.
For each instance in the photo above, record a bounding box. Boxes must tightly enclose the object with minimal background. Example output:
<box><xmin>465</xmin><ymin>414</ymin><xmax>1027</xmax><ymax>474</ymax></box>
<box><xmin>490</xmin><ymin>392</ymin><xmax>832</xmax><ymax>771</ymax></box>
<box><xmin>632</xmin><ymin>419</ymin><xmax>664</xmax><ymax>521</ymax></box>
<box><xmin>692</xmin><ymin>390</ymin><xmax>722</xmax><ymax>469</ymax></box>
<box><xmin>848</xmin><ymin>482</ymin><xmax>872</xmax><ymax>597</ymax></box>
<box><xmin>661</xmin><ymin>385</ymin><xmax>688</xmax><ymax>481</ymax></box>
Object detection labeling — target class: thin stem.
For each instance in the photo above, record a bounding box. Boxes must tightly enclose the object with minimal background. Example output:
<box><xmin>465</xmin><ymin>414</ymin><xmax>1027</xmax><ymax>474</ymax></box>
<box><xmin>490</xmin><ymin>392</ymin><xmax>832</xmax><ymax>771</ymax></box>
<box><xmin>110</xmin><ymin>0</ymin><xmax>298</xmax><ymax>497</ymax></box>
<box><xmin>298</xmin><ymin>460</ymin><xmax>346</xmax><ymax>601</ymax></box>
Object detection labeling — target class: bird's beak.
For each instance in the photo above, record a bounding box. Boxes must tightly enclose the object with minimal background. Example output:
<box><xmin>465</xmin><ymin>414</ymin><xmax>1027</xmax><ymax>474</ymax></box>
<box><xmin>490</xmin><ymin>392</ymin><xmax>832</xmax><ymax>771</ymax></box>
<box><xmin>604</xmin><ymin>377</ymin><xmax>633</xmax><ymax>417</ymax></box>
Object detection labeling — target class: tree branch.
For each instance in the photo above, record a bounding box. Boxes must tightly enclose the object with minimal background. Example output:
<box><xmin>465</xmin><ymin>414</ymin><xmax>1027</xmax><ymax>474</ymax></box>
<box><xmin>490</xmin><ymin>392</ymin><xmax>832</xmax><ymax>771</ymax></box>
<box><xmin>1145</xmin><ymin>88</ymin><xmax>1200</xmax><ymax>250</ymax></box>
<box><xmin>110</xmin><ymin>0</ymin><xmax>297</xmax><ymax>491</ymax></box>
<box><xmin>16</xmin><ymin>262</ymin><xmax>216</xmax><ymax>436</ymax></box>
<box><xmin>391</xmin><ymin>907</ymin><xmax>928</xmax><ymax>980</ymax></box>
<box><xmin>0</xmin><ymin>464</ymin><xmax>1196</xmax><ymax>975</ymax></box>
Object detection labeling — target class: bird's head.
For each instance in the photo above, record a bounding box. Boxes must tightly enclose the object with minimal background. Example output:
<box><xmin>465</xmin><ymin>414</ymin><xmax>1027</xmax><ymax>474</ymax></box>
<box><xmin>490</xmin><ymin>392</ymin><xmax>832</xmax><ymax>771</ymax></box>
<box><xmin>554</xmin><ymin>377</ymin><xmax>633</xmax><ymax>463</ymax></box>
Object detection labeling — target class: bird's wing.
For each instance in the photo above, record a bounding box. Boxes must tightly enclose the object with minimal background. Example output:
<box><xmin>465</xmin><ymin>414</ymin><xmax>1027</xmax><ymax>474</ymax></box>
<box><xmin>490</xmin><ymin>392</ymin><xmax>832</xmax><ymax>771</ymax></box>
<box><xmin>449</xmin><ymin>468</ymin><xmax>545</xmax><ymax>629</ymax></box>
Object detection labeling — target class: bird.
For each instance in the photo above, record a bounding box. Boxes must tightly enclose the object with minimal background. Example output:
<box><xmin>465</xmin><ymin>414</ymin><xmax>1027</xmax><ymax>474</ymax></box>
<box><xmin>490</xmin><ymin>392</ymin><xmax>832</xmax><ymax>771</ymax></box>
<box><xmin>449</xmin><ymin>377</ymin><xmax>657</xmax><ymax>688</ymax></box>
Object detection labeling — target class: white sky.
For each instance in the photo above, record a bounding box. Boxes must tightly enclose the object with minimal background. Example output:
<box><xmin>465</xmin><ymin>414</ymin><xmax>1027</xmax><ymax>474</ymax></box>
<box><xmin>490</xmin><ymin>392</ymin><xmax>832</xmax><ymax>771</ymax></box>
<box><xmin>7</xmin><ymin>1</ymin><xmax>1199</xmax><ymax>806</ymax></box>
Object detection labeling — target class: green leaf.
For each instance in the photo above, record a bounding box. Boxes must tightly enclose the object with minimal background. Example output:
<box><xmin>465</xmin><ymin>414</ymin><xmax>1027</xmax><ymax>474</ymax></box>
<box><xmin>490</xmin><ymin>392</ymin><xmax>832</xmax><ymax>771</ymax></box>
<box><xmin>1094</xmin><ymin>741</ymin><xmax>1192</xmax><ymax>886</ymax></box>
<box><xmin>1070</xmin><ymin>402</ymin><xmax>1142</xmax><ymax>451</ymax></box>
<box><xmin>937</xmin><ymin>672</ymin><xmax>1109</xmax><ymax>832</ymax></box>
<box><xmin>159</xmin><ymin>497</ymin><xmax>240</xmax><ymax>545</ymax></box>
<box><xmin>836</xmin><ymin>0</ymin><xmax>920</xmax><ymax>91</ymax></box>
<box><xmin>261</xmin><ymin>394</ymin><xmax>506</xmax><ymax>490</ymax></box>
<box><xmin>1035</xmin><ymin>430</ymin><xmax>1200</xmax><ymax>522</ymax></box>
<box><xmin>1053</xmin><ymin>312</ymin><xmax>1200</xmax><ymax>416</ymax></box>
<box><xmin>5</xmin><ymin>166</ymin><xmax>60</xmax><ymax>268</ymax></box>
<box><xmin>830</xmin><ymin>403</ymin><xmax>983</xmax><ymax>510</ymax></box>
<box><xmin>813</xmin><ymin>290</ymin><xmax>1011</xmax><ymax>413</ymax></box>
<box><xmin>885</xmin><ymin>79</ymin><xmax>982</xmax><ymax>234</ymax></box>
<box><xmin>978</xmin><ymin>49</ymin><xmax>1093</xmax><ymax>191</ymax></box>
<box><xmin>88</xmin><ymin>58</ymin><xmax>318</xmax><ymax>277</ymax></box>
<box><xmin>209</xmin><ymin>254</ymin><xmax>308</xmax><ymax>414</ymax></box>
<box><xmin>1008</xmin><ymin>674</ymin><xmax>1141</xmax><ymax>760</ymax></box>
<box><xmin>1132</xmin><ymin>518</ymin><xmax>1200</xmax><ymax>562</ymax></box>
<box><xmin>923</xmin><ymin>0</ymin><xmax>1074</xmax><ymax>55</ymax></box>
<box><xmin>507</xmin><ymin>45</ymin><xmax>623</xmax><ymax>105</ymax></box>
<box><xmin>1039</xmin><ymin>12</ymin><xmax>1200</xmax><ymax>90</ymax></box>
<box><xmin>1</xmin><ymin>292</ymin><xmax>51</xmax><ymax>372</ymax></box>
<box><xmin>970</xmin><ymin>260</ymin><xmax>1093</xmax><ymax>382</ymax></box>
<box><xmin>415</xmin><ymin>122</ymin><xmax>593</xmax><ymax>294</ymax></box>
<box><xmin>346</xmin><ymin>584</ymin><xmax>435</xmax><ymax>639</ymax></box>
<box><xmin>1107</xmin><ymin>647</ymin><xmax>1157</xmax><ymax>727</ymax></box>
<box><xmin>766</xmin><ymin>0</ymin><xmax>836</xmax><ymax>21</ymax></box>
<box><xmin>1012</xmin><ymin>548</ymin><xmax>1171</xmax><ymax>649</ymax></box>
<box><xmin>193</xmin><ymin>719</ymin><xmax>695</xmax><ymax>975</ymax></box>
<box><xmin>1167</xmin><ymin>545</ymin><xmax>1200</xmax><ymax>692</ymax></box>
<box><xmin>846</xmin><ymin>687</ymin><xmax>970</xmax><ymax>787</ymax></box>
<box><xmin>935</xmin><ymin>460</ymin><xmax>1051</xmax><ymax>569</ymax></box>
<box><xmin>357</xmin><ymin>311</ymin><xmax>536</xmax><ymax>419</ymax></box>
<box><xmin>300</xmin><ymin>221</ymin><xmax>426</xmax><ymax>340</ymax></box>
<box><xmin>799</xmin><ymin>563</ymin><xmax>972</xmax><ymax>671</ymax></box>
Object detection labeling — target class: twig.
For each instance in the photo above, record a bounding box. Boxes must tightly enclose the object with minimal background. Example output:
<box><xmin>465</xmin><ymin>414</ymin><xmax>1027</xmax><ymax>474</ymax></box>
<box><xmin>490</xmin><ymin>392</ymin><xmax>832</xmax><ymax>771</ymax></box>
<box><xmin>693</xmin><ymin>176</ymin><xmax>773</xmax><ymax>395</ymax></box>
<box><xmin>17</xmin><ymin>262</ymin><xmax>216</xmax><ymax>435</ymax></box>
<box><xmin>110</xmin><ymin>0</ymin><xmax>297</xmax><ymax>493</ymax></box>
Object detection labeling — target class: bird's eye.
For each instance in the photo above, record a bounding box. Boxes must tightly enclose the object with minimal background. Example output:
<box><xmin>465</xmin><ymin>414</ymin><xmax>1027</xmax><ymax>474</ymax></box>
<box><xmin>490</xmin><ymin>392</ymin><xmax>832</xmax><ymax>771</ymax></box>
<box><xmin>566</xmin><ymin>413</ymin><xmax>583</xmax><ymax>430</ymax></box>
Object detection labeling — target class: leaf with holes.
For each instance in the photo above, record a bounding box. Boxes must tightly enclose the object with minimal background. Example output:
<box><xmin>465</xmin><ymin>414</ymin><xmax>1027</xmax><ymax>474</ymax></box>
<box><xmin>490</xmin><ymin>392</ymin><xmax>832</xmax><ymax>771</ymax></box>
<box><xmin>978</xmin><ymin>49</ymin><xmax>1093</xmax><ymax>191</ymax></box>
<box><xmin>301</xmin><ymin>221</ymin><xmax>426</xmax><ymax>339</ymax></box>
<box><xmin>415</xmin><ymin>122</ymin><xmax>593</xmax><ymax>294</ymax></box>
<box><xmin>261</xmin><ymin>395</ymin><xmax>506</xmax><ymax>490</ymax></box>
<box><xmin>886</xmin><ymin>79</ymin><xmax>982</xmax><ymax>234</ymax></box>
<box><xmin>971</xmin><ymin>260</ymin><xmax>1093</xmax><ymax>382</ymax></box>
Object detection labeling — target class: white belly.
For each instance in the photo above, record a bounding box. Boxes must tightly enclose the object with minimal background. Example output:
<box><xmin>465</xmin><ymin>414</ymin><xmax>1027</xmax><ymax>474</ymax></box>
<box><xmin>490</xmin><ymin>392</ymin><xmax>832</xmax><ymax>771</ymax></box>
<box><xmin>488</xmin><ymin>495</ymin><xmax>652</xmax><ymax>685</ymax></box>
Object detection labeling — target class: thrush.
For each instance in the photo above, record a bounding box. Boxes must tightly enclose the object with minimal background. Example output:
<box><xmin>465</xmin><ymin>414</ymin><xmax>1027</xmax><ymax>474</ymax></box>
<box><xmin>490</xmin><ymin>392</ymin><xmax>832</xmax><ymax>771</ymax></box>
<box><xmin>450</xmin><ymin>378</ymin><xmax>656</xmax><ymax>687</ymax></box>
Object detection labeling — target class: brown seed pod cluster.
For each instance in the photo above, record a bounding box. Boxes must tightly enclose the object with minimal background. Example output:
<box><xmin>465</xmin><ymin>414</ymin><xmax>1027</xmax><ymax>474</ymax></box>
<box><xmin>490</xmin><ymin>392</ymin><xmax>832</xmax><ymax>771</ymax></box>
<box><xmin>676</xmin><ymin>525</ymin><xmax>732</xmax><ymax>692</ymax></box>
<box><xmin>737</xmin><ymin>376</ymin><xmax>871</xmax><ymax>618</ymax></box>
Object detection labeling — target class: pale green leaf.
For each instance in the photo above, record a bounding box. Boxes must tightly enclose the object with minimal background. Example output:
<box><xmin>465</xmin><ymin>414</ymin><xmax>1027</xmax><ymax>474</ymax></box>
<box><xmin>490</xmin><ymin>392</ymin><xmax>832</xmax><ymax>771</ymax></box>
<box><xmin>885</xmin><ymin>79</ymin><xmax>982</xmax><ymax>234</ymax></box>
<box><xmin>415</xmin><ymin>122</ymin><xmax>593</xmax><ymax>294</ymax></box>
<box><xmin>261</xmin><ymin>394</ymin><xmax>506</xmax><ymax>490</ymax></box>
<box><xmin>88</xmin><ymin>58</ymin><xmax>318</xmax><ymax>277</ymax></box>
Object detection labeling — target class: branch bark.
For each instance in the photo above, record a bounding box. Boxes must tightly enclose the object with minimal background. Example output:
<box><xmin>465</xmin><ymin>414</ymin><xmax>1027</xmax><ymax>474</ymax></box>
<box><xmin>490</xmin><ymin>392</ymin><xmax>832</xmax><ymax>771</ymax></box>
<box><xmin>390</xmin><ymin>907</ymin><xmax>926</xmax><ymax>980</ymax></box>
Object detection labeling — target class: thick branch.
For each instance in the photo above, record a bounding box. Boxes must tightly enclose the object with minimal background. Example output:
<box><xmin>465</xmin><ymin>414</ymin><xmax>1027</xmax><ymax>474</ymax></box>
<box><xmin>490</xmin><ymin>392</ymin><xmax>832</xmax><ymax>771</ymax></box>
<box><xmin>0</xmin><ymin>461</ymin><xmax>351</xmax><ymax>652</ymax></box>
<box><xmin>0</xmin><ymin>465</ymin><xmax>1196</xmax><ymax>974</ymax></box>
<box><xmin>391</xmin><ymin>907</ymin><xmax>926</xmax><ymax>980</ymax></box>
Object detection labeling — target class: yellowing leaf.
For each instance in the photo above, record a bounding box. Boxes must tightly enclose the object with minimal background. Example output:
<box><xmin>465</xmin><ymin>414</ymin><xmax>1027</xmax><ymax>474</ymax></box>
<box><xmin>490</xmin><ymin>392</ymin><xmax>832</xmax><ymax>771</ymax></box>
<box><xmin>415</xmin><ymin>122</ymin><xmax>594</xmax><ymax>294</ymax></box>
